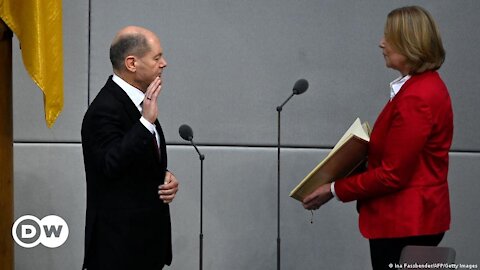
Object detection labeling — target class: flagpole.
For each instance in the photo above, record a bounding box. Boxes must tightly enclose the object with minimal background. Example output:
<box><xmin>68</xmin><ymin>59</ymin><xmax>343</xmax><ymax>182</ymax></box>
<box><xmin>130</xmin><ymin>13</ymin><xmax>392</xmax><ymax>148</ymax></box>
<box><xmin>0</xmin><ymin>19</ymin><xmax>14</xmax><ymax>270</ymax></box>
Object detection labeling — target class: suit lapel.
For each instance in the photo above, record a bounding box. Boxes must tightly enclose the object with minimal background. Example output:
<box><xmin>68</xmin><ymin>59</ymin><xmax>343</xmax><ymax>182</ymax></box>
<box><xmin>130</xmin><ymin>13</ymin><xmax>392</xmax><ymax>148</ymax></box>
<box><xmin>105</xmin><ymin>76</ymin><xmax>142</xmax><ymax>124</ymax></box>
<box><xmin>154</xmin><ymin>119</ymin><xmax>168</xmax><ymax>168</ymax></box>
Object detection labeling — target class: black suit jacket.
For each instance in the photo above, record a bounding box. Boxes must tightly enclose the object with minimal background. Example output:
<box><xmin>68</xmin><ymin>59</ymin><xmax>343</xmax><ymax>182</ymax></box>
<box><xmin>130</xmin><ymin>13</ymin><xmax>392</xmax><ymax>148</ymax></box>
<box><xmin>81</xmin><ymin>76</ymin><xmax>171</xmax><ymax>270</ymax></box>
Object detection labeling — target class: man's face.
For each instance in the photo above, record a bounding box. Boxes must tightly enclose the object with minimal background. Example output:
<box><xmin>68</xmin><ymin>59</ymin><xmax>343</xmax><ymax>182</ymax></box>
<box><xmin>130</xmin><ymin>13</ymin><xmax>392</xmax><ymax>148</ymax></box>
<box><xmin>134</xmin><ymin>34</ymin><xmax>167</xmax><ymax>92</ymax></box>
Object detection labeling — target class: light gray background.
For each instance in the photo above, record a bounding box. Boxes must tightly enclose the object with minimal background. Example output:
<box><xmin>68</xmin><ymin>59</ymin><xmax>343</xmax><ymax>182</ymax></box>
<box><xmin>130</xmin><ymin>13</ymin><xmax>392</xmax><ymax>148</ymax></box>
<box><xmin>11</xmin><ymin>0</ymin><xmax>480</xmax><ymax>269</ymax></box>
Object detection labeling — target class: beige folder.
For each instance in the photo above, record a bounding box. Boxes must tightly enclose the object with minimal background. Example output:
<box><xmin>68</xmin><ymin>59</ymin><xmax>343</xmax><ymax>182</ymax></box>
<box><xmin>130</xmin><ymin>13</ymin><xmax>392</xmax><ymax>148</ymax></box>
<box><xmin>290</xmin><ymin>118</ymin><xmax>370</xmax><ymax>202</ymax></box>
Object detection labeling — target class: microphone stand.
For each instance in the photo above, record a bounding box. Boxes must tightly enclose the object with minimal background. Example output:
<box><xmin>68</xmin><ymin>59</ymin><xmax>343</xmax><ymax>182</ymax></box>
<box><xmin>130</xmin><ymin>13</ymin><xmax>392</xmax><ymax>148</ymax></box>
<box><xmin>276</xmin><ymin>92</ymin><xmax>295</xmax><ymax>270</ymax></box>
<box><xmin>190</xmin><ymin>140</ymin><xmax>205</xmax><ymax>270</ymax></box>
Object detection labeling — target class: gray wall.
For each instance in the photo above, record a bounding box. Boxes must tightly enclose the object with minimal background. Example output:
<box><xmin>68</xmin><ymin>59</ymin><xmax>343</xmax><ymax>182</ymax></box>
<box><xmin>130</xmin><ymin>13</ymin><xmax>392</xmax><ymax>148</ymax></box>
<box><xmin>11</xmin><ymin>0</ymin><xmax>480</xmax><ymax>269</ymax></box>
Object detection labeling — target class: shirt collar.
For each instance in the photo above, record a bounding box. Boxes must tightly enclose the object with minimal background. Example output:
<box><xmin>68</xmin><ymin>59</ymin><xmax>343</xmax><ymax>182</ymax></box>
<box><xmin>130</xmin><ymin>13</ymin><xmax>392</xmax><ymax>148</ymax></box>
<box><xmin>389</xmin><ymin>75</ymin><xmax>411</xmax><ymax>100</ymax></box>
<box><xmin>112</xmin><ymin>74</ymin><xmax>145</xmax><ymax>111</ymax></box>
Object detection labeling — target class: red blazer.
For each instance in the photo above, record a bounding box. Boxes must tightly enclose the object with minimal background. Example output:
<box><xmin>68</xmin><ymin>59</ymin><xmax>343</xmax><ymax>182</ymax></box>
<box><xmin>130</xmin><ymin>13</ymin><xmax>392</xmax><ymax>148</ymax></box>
<box><xmin>335</xmin><ymin>71</ymin><xmax>453</xmax><ymax>239</ymax></box>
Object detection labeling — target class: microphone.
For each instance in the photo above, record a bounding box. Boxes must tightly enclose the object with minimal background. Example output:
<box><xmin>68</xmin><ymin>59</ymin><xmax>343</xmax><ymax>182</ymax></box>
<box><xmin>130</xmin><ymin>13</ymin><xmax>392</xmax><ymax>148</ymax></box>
<box><xmin>179</xmin><ymin>124</ymin><xmax>194</xmax><ymax>141</ymax></box>
<box><xmin>292</xmin><ymin>78</ymin><xmax>308</xmax><ymax>95</ymax></box>
<box><xmin>275</xmin><ymin>78</ymin><xmax>308</xmax><ymax>270</ymax></box>
<box><xmin>178</xmin><ymin>124</ymin><xmax>205</xmax><ymax>270</ymax></box>
<box><xmin>277</xmin><ymin>79</ymin><xmax>309</xmax><ymax>111</ymax></box>
<box><xmin>179</xmin><ymin>124</ymin><xmax>204</xmax><ymax>160</ymax></box>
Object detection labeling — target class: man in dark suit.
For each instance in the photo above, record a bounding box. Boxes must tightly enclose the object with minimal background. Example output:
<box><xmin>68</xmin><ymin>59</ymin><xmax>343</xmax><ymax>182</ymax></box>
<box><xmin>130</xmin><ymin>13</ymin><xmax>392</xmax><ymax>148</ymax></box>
<box><xmin>81</xmin><ymin>26</ymin><xmax>179</xmax><ymax>270</ymax></box>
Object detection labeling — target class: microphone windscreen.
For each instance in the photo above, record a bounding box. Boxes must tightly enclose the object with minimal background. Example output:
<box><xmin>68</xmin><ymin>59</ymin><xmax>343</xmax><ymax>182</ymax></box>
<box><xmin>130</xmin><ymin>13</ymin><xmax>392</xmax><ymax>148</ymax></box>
<box><xmin>179</xmin><ymin>124</ymin><xmax>194</xmax><ymax>141</ymax></box>
<box><xmin>292</xmin><ymin>79</ymin><xmax>309</xmax><ymax>95</ymax></box>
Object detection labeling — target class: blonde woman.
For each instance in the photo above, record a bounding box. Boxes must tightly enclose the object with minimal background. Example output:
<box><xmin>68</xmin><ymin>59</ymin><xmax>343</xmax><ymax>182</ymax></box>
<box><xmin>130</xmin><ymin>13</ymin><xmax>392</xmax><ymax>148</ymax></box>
<box><xmin>303</xmin><ymin>6</ymin><xmax>453</xmax><ymax>269</ymax></box>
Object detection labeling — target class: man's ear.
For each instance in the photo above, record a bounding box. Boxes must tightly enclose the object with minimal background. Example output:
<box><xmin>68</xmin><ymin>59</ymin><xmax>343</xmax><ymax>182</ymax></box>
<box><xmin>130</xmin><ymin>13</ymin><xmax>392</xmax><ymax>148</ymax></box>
<box><xmin>125</xmin><ymin>55</ymin><xmax>136</xmax><ymax>72</ymax></box>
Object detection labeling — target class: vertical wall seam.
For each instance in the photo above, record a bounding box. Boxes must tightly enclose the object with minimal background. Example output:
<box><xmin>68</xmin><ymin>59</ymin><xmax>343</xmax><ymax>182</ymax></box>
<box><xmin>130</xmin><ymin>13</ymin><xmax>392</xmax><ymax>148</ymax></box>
<box><xmin>87</xmin><ymin>0</ymin><xmax>91</xmax><ymax>106</ymax></box>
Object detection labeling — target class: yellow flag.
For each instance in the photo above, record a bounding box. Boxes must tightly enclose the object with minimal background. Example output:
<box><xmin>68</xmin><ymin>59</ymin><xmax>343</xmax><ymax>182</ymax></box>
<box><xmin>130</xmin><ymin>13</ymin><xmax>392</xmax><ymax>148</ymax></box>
<box><xmin>0</xmin><ymin>0</ymin><xmax>63</xmax><ymax>128</ymax></box>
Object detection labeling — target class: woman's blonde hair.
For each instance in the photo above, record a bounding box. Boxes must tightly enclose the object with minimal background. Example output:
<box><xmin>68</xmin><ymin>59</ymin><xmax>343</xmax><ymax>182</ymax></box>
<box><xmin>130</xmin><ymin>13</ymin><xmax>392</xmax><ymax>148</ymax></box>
<box><xmin>385</xmin><ymin>6</ymin><xmax>445</xmax><ymax>74</ymax></box>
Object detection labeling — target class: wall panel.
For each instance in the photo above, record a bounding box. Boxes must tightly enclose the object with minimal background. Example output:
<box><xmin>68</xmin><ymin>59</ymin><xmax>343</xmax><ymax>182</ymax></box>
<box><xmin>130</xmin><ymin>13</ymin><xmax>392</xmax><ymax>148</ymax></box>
<box><xmin>89</xmin><ymin>0</ymin><xmax>480</xmax><ymax>150</ymax></box>
<box><xmin>13</xmin><ymin>145</ymin><xmax>480</xmax><ymax>269</ymax></box>
<box><xmin>14</xmin><ymin>144</ymin><xmax>86</xmax><ymax>270</ymax></box>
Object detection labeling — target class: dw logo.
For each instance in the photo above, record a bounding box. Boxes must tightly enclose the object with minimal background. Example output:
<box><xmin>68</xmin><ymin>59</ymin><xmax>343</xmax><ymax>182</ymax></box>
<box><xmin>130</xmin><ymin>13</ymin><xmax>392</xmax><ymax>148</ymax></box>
<box><xmin>12</xmin><ymin>215</ymin><xmax>69</xmax><ymax>248</ymax></box>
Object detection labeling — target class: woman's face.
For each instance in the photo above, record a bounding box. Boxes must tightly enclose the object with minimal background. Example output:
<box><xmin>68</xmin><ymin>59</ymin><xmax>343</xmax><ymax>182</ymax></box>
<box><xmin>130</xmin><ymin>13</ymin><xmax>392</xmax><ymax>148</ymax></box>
<box><xmin>379</xmin><ymin>37</ymin><xmax>410</xmax><ymax>75</ymax></box>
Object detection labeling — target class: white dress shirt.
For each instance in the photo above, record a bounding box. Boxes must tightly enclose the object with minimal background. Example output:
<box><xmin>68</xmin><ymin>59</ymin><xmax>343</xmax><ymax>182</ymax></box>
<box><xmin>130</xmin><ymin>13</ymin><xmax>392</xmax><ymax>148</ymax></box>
<box><xmin>389</xmin><ymin>75</ymin><xmax>411</xmax><ymax>100</ymax></box>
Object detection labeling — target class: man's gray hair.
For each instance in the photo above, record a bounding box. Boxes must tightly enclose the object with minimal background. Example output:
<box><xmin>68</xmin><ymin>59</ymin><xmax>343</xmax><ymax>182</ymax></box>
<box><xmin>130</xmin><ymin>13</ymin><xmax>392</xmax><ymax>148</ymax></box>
<box><xmin>109</xmin><ymin>33</ymin><xmax>150</xmax><ymax>70</ymax></box>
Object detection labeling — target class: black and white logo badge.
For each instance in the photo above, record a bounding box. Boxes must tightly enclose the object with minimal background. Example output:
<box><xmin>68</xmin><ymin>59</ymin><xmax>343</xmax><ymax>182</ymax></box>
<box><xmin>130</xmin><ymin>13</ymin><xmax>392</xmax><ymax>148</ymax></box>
<box><xmin>12</xmin><ymin>215</ymin><xmax>69</xmax><ymax>248</ymax></box>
